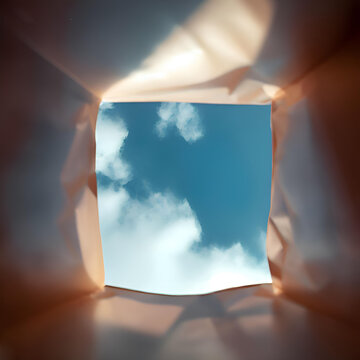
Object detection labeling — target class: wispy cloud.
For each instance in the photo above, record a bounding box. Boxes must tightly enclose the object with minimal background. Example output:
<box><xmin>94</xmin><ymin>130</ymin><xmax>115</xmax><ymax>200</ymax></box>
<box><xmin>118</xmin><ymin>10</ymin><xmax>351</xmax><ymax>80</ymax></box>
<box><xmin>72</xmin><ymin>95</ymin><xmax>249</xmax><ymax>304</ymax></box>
<box><xmin>155</xmin><ymin>102</ymin><xmax>204</xmax><ymax>143</ymax></box>
<box><xmin>96</xmin><ymin>103</ymin><xmax>132</xmax><ymax>184</ymax></box>
<box><xmin>99</xmin><ymin>101</ymin><xmax>115</xmax><ymax>111</ymax></box>
<box><xmin>96</xmin><ymin>105</ymin><xmax>271</xmax><ymax>295</ymax></box>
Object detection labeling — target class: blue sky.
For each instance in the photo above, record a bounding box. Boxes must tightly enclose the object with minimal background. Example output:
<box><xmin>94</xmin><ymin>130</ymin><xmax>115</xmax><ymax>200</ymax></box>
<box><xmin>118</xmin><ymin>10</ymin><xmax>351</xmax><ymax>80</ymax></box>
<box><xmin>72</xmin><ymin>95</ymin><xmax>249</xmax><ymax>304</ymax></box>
<box><xmin>96</xmin><ymin>101</ymin><xmax>272</xmax><ymax>294</ymax></box>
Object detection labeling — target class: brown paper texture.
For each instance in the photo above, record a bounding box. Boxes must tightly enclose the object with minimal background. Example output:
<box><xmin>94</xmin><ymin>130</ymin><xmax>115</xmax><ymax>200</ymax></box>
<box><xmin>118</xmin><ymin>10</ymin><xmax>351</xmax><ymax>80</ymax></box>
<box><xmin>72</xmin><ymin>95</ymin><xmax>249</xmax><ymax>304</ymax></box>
<box><xmin>1</xmin><ymin>0</ymin><xmax>359</xmax><ymax>358</ymax></box>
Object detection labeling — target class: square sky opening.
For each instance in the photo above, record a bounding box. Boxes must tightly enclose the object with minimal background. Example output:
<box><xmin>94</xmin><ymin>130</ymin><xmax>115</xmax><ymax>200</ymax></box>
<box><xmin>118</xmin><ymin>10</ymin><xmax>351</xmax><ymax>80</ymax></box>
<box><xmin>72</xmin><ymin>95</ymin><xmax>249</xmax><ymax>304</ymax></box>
<box><xmin>96</xmin><ymin>101</ymin><xmax>272</xmax><ymax>295</ymax></box>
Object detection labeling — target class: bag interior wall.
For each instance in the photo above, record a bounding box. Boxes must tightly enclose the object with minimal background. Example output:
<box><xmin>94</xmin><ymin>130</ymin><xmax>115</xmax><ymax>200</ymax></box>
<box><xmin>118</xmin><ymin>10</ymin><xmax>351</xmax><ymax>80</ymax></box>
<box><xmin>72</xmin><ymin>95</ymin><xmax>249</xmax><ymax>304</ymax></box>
<box><xmin>1</xmin><ymin>0</ymin><xmax>359</xmax><ymax>358</ymax></box>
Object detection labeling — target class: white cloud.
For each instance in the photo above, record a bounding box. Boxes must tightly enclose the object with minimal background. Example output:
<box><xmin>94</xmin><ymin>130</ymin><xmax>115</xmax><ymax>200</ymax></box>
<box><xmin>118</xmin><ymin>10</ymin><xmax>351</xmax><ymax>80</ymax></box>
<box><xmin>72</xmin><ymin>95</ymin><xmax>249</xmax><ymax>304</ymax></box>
<box><xmin>156</xmin><ymin>102</ymin><xmax>177</xmax><ymax>137</ymax></box>
<box><xmin>99</xmin><ymin>101</ymin><xmax>115</xmax><ymax>111</ymax></box>
<box><xmin>99</xmin><ymin>187</ymin><xmax>271</xmax><ymax>295</ymax></box>
<box><xmin>96</xmin><ymin>105</ymin><xmax>271</xmax><ymax>295</ymax></box>
<box><xmin>155</xmin><ymin>102</ymin><xmax>204</xmax><ymax>143</ymax></box>
<box><xmin>96</xmin><ymin>105</ymin><xmax>132</xmax><ymax>184</ymax></box>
